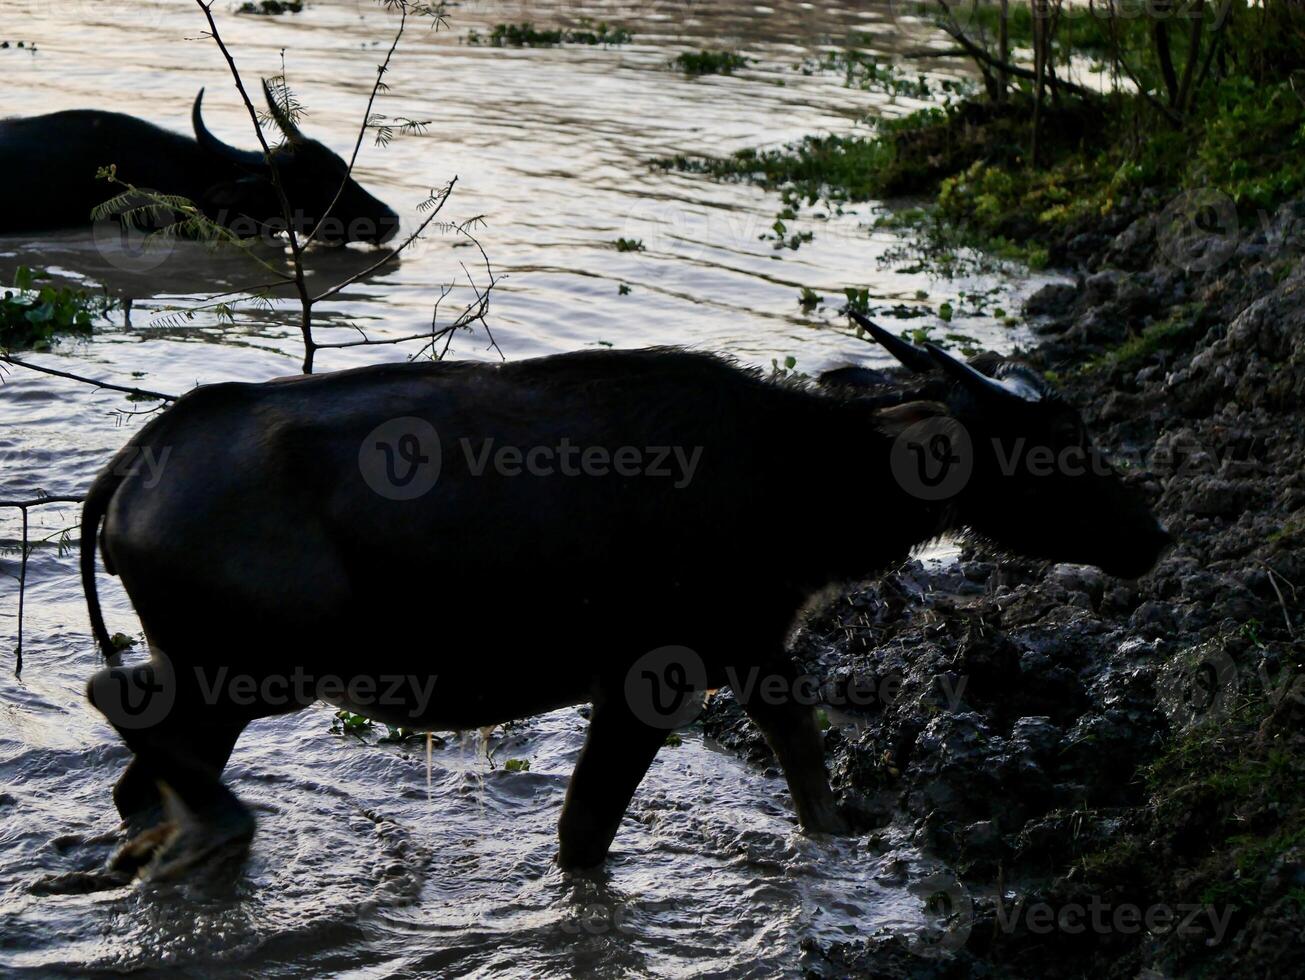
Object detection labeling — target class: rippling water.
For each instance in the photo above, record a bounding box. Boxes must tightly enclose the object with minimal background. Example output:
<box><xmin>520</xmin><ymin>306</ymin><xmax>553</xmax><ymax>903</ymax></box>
<box><xmin>0</xmin><ymin>1</ymin><xmax>1057</xmax><ymax>974</ymax></box>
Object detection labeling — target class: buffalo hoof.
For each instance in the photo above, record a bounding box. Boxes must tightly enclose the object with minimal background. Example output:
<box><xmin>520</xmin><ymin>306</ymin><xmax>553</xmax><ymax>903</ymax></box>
<box><xmin>556</xmin><ymin>842</ymin><xmax>611</xmax><ymax>871</ymax></box>
<box><xmin>810</xmin><ymin>813</ymin><xmax>855</xmax><ymax>837</ymax></box>
<box><xmin>143</xmin><ymin>818</ymin><xmax>253</xmax><ymax>882</ymax></box>
<box><xmin>109</xmin><ymin>784</ymin><xmax>254</xmax><ymax>881</ymax></box>
<box><xmin>108</xmin><ymin>821</ymin><xmax>179</xmax><ymax>877</ymax></box>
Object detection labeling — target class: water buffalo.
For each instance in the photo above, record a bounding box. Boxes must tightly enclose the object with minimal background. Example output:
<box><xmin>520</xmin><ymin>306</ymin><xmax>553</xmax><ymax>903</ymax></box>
<box><xmin>0</xmin><ymin>85</ymin><xmax>399</xmax><ymax>244</ymax></box>
<box><xmin>80</xmin><ymin>332</ymin><xmax>1169</xmax><ymax>878</ymax></box>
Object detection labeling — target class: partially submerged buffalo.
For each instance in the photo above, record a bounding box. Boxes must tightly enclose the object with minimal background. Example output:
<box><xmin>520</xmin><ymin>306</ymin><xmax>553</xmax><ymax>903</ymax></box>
<box><xmin>0</xmin><ymin>85</ymin><xmax>399</xmax><ymax>244</ymax></box>
<box><xmin>81</xmin><ymin>329</ymin><xmax>1169</xmax><ymax>877</ymax></box>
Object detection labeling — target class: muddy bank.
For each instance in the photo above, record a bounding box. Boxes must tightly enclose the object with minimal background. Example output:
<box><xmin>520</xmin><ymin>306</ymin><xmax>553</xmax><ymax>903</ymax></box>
<box><xmin>705</xmin><ymin>195</ymin><xmax>1305</xmax><ymax>977</ymax></box>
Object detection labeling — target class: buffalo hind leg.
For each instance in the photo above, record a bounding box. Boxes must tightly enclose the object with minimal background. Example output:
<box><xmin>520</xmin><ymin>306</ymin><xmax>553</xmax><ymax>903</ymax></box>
<box><xmin>111</xmin><ymin>722</ymin><xmax>244</xmax><ymax>832</ymax></box>
<box><xmin>88</xmin><ymin>661</ymin><xmax>254</xmax><ymax>878</ymax></box>
<box><xmin>557</xmin><ymin>696</ymin><xmax>668</xmax><ymax>869</ymax></box>
<box><xmin>736</xmin><ymin>660</ymin><xmax>850</xmax><ymax>835</ymax></box>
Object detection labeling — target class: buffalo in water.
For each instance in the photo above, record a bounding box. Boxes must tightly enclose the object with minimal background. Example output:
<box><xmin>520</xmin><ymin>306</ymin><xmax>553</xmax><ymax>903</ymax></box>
<box><xmin>80</xmin><ymin>330</ymin><xmax>1169</xmax><ymax>878</ymax></box>
<box><xmin>0</xmin><ymin>84</ymin><xmax>399</xmax><ymax>244</ymax></box>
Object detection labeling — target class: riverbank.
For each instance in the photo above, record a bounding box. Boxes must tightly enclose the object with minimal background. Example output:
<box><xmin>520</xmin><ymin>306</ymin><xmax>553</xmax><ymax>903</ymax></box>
<box><xmin>690</xmin><ymin>27</ymin><xmax>1305</xmax><ymax>979</ymax></box>
<box><xmin>708</xmin><ymin>188</ymin><xmax>1305</xmax><ymax>980</ymax></box>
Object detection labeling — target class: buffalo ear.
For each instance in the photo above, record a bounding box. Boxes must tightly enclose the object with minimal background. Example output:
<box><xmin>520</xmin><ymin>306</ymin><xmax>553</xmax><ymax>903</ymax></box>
<box><xmin>873</xmin><ymin>400</ymin><xmax>950</xmax><ymax>438</ymax></box>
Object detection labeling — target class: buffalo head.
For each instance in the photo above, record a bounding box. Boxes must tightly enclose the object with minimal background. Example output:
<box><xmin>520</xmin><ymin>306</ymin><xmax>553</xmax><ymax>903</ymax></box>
<box><xmin>855</xmin><ymin>311</ymin><xmax>1172</xmax><ymax>579</ymax></box>
<box><xmin>192</xmin><ymin>86</ymin><xmax>400</xmax><ymax>245</ymax></box>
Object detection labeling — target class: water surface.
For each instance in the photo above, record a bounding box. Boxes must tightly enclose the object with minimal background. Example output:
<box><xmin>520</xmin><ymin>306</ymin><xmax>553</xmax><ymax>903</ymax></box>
<box><xmin>0</xmin><ymin>2</ymin><xmax>1049</xmax><ymax>974</ymax></box>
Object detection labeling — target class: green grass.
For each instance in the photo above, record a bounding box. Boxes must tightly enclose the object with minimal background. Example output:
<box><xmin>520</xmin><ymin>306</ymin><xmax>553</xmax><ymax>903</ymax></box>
<box><xmin>468</xmin><ymin>20</ymin><xmax>632</xmax><ymax>47</ymax></box>
<box><xmin>662</xmin><ymin>1</ymin><xmax>1305</xmax><ymax>276</ymax></box>
<box><xmin>662</xmin><ymin>130</ymin><xmax>896</xmax><ymax>203</ymax></box>
<box><xmin>0</xmin><ymin>266</ymin><xmax>108</xmax><ymax>350</ymax></box>
<box><xmin>236</xmin><ymin>0</ymin><xmax>302</xmax><ymax>13</ymax></box>
<box><xmin>673</xmin><ymin>50</ymin><xmax>751</xmax><ymax>76</ymax></box>
<box><xmin>1086</xmin><ymin>310</ymin><xmax>1203</xmax><ymax>372</ymax></box>
<box><xmin>799</xmin><ymin>48</ymin><xmax>974</xmax><ymax>101</ymax></box>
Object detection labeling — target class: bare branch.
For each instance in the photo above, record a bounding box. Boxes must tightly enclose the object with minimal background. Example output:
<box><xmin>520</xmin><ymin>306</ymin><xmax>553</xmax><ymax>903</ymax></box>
<box><xmin>0</xmin><ymin>355</ymin><xmax>176</xmax><ymax>402</ymax></box>
<box><xmin>304</xmin><ymin>1</ymin><xmax>409</xmax><ymax>247</ymax></box>
<box><xmin>311</xmin><ymin>179</ymin><xmax>457</xmax><ymax>304</ymax></box>
<box><xmin>193</xmin><ymin>0</ymin><xmax>316</xmax><ymax>369</ymax></box>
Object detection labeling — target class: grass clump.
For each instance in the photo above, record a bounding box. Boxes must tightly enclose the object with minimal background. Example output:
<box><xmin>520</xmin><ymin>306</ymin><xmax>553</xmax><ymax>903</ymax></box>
<box><xmin>800</xmin><ymin>47</ymin><xmax>974</xmax><ymax>101</ymax></box>
<box><xmin>1086</xmin><ymin>306</ymin><xmax>1205</xmax><ymax>372</ymax></box>
<box><xmin>673</xmin><ymin>50</ymin><xmax>751</xmax><ymax>76</ymax></box>
<box><xmin>662</xmin><ymin>0</ymin><xmax>1305</xmax><ymax>274</ymax></box>
<box><xmin>0</xmin><ymin>266</ymin><xmax>109</xmax><ymax>350</ymax></box>
<box><xmin>613</xmin><ymin>238</ymin><xmax>644</xmax><ymax>252</ymax></box>
<box><xmin>662</xmin><ymin>131</ymin><xmax>896</xmax><ymax>204</ymax></box>
<box><xmin>236</xmin><ymin>0</ymin><xmax>303</xmax><ymax>13</ymax></box>
<box><xmin>468</xmin><ymin>20</ymin><xmax>632</xmax><ymax>47</ymax></box>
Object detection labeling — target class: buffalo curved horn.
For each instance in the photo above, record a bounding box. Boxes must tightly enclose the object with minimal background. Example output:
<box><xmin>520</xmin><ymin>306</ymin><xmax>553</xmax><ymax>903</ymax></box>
<box><xmin>922</xmin><ymin>342</ymin><xmax>1041</xmax><ymax>404</ymax></box>
<box><xmin>262</xmin><ymin>79</ymin><xmax>305</xmax><ymax>144</ymax></box>
<box><xmin>192</xmin><ymin>89</ymin><xmax>265</xmax><ymax>167</ymax></box>
<box><xmin>848</xmin><ymin>310</ymin><xmax>936</xmax><ymax>374</ymax></box>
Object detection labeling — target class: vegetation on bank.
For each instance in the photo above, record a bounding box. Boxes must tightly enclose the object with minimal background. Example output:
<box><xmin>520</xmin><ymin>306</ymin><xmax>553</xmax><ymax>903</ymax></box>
<box><xmin>236</xmin><ymin>0</ymin><xmax>303</xmax><ymax>13</ymax></box>
<box><xmin>0</xmin><ymin>267</ymin><xmax>110</xmax><ymax>349</ymax></box>
<box><xmin>672</xmin><ymin>50</ymin><xmax>751</xmax><ymax>76</ymax></box>
<box><xmin>663</xmin><ymin>0</ymin><xmax>1305</xmax><ymax>271</ymax></box>
<box><xmin>664</xmin><ymin>5</ymin><xmax>1305</xmax><ymax>972</ymax></box>
<box><xmin>467</xmin><ymin>20</ymin><xmax>632</xmax><ymax>48</ymax></box>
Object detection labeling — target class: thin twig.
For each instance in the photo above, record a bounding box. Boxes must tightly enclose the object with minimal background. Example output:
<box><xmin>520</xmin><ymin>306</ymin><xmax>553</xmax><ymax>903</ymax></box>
<box><xmin>1259</xmin><ymin>560</ymin><xmax>1297</xmax><ymax>639</ymax></box>
<box><xmin>195</xmin><ymin>0</ymin><xmax>316</xmax><ymax>370</ymax></box>
<box><xmin>1</xmin><ymin>495</ymin><xmax>82</xmax><ymax>675</ymax></box>
<box><xmin>0</xmin><ymin>355</ymin><xmax>176</xmax><ymax>402</ymax></box>
<box><xmin>311</xmin><ymin>180</ymin><xmax>457</xmax><ymax>303</ymax></box>
<box><xmin>304</xmin><ymin>1</ymin><xmax>409</xmax><ymax>247</ymax></box>
<box><xmin>14</xmin><ymin>505</ymin><xmax>25</xmax><ymax>675</ymax></box>
<box><xmin>0</xmin><ymin>497</ymin><xmax>85</xmax><ymax>508</ymax></box>
<box><xmin>932</xmin><ymin>11</ymin><xmax>1100</xmax><ymax>101</ymax></box>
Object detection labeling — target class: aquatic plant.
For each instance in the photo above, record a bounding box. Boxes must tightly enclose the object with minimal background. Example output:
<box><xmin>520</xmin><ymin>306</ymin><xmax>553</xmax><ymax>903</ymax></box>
<box><xmin>672</xmin><ymin>50</ymin><xmax>750</xmax><ymax>76</ymax></box>
<box><xmin>236</xmin><ymin>0</ymin><xmax>304</xmax><ymax>13</ymax></box>
<box><xmin>467</xmin><ymin>20</ymin><xmax>632</xmax><ymax>48</ymax></box>
<box><xmin>0</xmin><ymin>266</ymin><xmax>109</xmax><ymax>350</ymax></box>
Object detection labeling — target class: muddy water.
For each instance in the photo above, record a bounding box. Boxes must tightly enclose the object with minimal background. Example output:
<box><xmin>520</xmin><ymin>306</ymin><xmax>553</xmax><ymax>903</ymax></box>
<box><xmin>0</xmin><ymin>1</ymin><xmax>1053</xmax><ymax>975</ymax></box>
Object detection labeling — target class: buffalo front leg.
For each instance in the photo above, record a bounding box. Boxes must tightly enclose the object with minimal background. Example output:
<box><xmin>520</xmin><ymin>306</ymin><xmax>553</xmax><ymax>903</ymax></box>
<box><xmin>735</xmin><ymin>661</ymin><xmax>850</xmax><ymax>835</ymax></box>
<box><xmin>557</xmin><ymin>695</ymin><xmax>669</xmax><ymax>869</ymax></box>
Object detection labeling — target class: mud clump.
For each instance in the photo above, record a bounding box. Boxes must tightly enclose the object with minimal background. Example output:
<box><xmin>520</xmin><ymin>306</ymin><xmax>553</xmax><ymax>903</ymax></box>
<box><xmin>704</xmin><ymin>196</ymin><xmax>1305</xmax><ymax>977</ymax></box>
